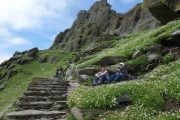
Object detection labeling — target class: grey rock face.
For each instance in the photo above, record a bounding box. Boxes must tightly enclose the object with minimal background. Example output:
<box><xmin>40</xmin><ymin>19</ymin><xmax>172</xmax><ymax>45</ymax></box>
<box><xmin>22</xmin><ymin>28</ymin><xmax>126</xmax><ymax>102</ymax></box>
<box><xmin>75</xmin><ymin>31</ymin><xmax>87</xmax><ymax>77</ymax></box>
<box><xmin>50</xmin><ymin>0</ymin><xmax>123</xmax><ymax>51</ymax></box>
<box><xmin>144</xmin><ymin>0</ymin><xmax>180</xmax><ymax>24</ymax></box>
<box><xmin>78</xmin><ymin>67</ymin><xmax>99</xmax><ymax>76</ymax></box>
<box><xmin>50</xmin><ymin>0</ymin><xmax>179</xmax><ymax>51</ymax></box>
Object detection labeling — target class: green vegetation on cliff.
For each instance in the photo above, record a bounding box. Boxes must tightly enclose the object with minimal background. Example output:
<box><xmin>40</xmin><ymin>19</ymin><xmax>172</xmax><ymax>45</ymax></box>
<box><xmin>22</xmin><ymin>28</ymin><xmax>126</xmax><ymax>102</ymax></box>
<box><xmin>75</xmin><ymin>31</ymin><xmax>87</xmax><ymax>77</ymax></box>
<box><xmin>77</xmin><ymin>20</ymin><xmax>180</xmax><ymax>68</ymax></box>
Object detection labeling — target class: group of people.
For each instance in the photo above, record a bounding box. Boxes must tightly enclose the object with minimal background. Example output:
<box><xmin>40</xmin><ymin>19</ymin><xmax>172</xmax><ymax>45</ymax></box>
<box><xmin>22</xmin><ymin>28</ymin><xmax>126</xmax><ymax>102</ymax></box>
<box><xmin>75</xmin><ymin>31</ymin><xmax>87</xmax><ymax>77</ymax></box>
<box><xmin>93</xmin><ymin>63</ymin><xmax>128</xmax><ymax>86</ymax></box>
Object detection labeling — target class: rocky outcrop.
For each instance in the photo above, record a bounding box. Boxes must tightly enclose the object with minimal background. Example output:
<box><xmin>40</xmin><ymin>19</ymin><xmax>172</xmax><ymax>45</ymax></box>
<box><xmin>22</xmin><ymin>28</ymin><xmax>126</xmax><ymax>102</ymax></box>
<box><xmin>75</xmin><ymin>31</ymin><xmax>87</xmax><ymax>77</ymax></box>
<box><xmin>50</xmin><ymin>0</ymin><xmax>180</xmax><ymax>51</ymax></box>
<box><xmin>0</xmin><ymin>48</ymin><xmax>38</xmax><ymax>89</ymax></box>
<box><xmin>50</xmin><ymin>0</ymin><xmax>123</xmax><ymax>51</ymax></box>
<box><xmin>144</xmin><ymin>0</ymin><xmax>180</xmax><ymax>24</ymax></box>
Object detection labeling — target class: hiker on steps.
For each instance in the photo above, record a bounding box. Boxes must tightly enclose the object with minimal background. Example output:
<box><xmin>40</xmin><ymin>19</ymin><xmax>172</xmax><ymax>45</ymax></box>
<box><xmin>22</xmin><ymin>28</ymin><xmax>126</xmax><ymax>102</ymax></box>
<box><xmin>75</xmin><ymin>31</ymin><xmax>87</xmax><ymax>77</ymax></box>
<box><xmin>108</xmin><ymin>63</ymin><xmax>128</xmax><ymax>83</ymax></box>
<box><xmin>93</xmin><ymin>67</ymin><xmax>109</xmax><ymax>86</ymax></box>
<box><xmin>55</xmin><ymin>66</ymin><xmax>64</xmax><ymax>78</ymax></box>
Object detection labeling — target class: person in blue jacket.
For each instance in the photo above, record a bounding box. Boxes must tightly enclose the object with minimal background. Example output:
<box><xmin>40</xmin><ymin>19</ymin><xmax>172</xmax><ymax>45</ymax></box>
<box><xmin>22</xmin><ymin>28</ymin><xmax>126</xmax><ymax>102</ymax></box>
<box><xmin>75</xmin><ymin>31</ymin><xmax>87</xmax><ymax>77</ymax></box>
<box><xmin>108</xmin><ymin>63</ymin><xmax>128</xmax><ymax>83</ymax></box>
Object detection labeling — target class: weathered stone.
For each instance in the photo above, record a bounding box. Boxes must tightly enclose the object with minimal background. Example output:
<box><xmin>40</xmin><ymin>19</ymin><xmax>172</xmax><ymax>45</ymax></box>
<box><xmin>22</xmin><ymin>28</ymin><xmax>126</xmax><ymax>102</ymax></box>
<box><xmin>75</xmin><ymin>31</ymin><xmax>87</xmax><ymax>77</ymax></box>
<box><xmin>147</xmin><ymin>53</ymin><xmax>161</xmax><ymax>62</ymax></box>
<box><xmin>116</xmin><ymin>94</ymin><xmax>132</xmax><ymax>105</ymax></box>
<box><xmin>171</xmin><ymin>29</ymin><xmax>180</xmax><ymax>37</ymax></box>
<box><xmin>145</xmin><ymin>62</ymin><xmax>158</xmax><ymax>71</ymax></box>
<box><xmin>144</xmin><ymin>0</ymin><xmax>180</xmax><ymax>24</ymax></box>
<box><xmin>71</xmin><ymin>106</ymin><xmax>84</xmax><ymax>120</ymax></box>
<box><xmin>149</xmin><ymin>44</ymin><xmax>162</xmax><ymax>53</ymax></box>
<box><xmin>7</xmin><ymin>110</ymin><xmax>66</xmax><ymax>118</ymax></box>
<box><xmin>78</xmin><ymin>74</ymin><xmax>89</xmax><ymax>83</ymax></box>
<box><xmin>78</xmin><ymin>67</ymin><xmax>99</xmax><ymax>76</ymax></box>
<box><xmin>66</xmin><ymin>76</ymin><xmax>74</xmax><ymax>81</ymax></box>
<box><xmin>65</xmin><ymin>64</ymin><xmax>76</xmax><ymax>77</ymax></box>
<box><xmin>39</xmin><ymin>56</ymin><xmax>48</xmax><ymax>63</ymax></box>
<box><xmin>94</xmin><ymin>56</ymin><xmax>127</xmax><ymax>66</ymax></box>
<box><xmin>48</xmin><ymin>56</ymin><xmax>58</xmax><ymax>63</ymax></box>
<box><xmin>132</xmin><ymin>50</ymin><xmax>142</xmax><ymax>59</ymax></box>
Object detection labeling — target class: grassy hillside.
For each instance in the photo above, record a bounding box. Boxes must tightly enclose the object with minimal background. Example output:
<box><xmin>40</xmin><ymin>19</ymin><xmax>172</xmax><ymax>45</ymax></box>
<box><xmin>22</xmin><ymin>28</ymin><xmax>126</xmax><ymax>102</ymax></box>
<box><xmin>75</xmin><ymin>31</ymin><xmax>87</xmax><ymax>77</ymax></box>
<box><xmin>68</xmin><ymin>20</ymin><xmax>180</xmax><ymax>119</ymax></box>
<box><xmin>0</xmin><ymin>50</ymin><xmax>73</xmax><ymax>115</ymax></box>
<box><xmin>77</xmin><ymin>20</ymin><xmax>180</xmax><ymax>68</ymax></box>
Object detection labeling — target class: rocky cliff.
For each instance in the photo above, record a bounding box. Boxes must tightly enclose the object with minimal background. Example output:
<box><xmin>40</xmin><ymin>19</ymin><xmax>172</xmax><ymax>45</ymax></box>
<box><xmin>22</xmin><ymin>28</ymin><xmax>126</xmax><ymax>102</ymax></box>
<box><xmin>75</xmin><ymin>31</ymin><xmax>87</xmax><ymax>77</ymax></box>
<box><xmin>50</xmin><ymin>0</ymin><xmax>180</xmax><ymax>51</ymax></box>
<box><xmin>50</xmin><ymin>0</ymin><xmax>123</xmax><ymax>51</ymax></box>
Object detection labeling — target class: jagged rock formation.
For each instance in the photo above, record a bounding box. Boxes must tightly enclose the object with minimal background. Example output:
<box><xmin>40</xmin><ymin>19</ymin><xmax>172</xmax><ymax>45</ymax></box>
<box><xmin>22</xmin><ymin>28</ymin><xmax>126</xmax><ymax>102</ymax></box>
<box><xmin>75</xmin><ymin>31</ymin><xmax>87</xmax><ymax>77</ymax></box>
<box><xmin>50</xmin><ymin>0</ymin><xmax>123</xmax><ymax>51</ymax></box>
<box><xmin>7</xmin><ymin>78</ymin><xmax>68</xmax><ymax>120</ymax></box>
<box><xmin>50</xmin><ymin>0</ymin><xmax>180</xmax><ymax>51</ymax></box>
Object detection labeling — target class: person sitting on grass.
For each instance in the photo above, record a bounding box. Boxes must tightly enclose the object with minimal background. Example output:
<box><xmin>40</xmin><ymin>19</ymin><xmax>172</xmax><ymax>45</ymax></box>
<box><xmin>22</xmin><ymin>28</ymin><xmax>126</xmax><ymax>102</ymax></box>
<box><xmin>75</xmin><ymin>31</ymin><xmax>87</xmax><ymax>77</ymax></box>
<box><xmin>108</xmin><ymin>63</ymin><xmax>128</xmax><ymax>83</ymax></box>
<box><xmin>93</xmin><ymin>66</ymin><xmax>109</xmax><ymax>86</ymax></box>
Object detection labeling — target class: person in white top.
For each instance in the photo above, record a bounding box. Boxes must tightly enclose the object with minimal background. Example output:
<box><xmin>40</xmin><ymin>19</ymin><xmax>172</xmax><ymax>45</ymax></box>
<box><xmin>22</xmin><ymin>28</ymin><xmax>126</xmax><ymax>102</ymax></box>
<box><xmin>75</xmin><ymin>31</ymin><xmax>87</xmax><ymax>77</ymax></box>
<box><xmin>93</xmin><ymin>67</ymin><xmax>109</xmax><ymax>86</ymax></box>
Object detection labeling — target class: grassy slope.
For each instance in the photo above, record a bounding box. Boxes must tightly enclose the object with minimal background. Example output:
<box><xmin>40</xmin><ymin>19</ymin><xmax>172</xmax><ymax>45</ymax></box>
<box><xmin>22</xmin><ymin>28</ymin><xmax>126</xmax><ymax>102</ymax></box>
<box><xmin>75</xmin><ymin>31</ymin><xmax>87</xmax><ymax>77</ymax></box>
<box><xmin>77</xmin><ymin>20</ymin><xmax>180</xmax><ymax>68</ymax></box>
<box><xmin>68</xmin><ymin>20</ymin><xmax>180</xmax><ymax>119</ymax></box>
<box><xmin>0</xmin><ymin>50</ymin><xmax>73</xmax><ymax>114</ymax></box>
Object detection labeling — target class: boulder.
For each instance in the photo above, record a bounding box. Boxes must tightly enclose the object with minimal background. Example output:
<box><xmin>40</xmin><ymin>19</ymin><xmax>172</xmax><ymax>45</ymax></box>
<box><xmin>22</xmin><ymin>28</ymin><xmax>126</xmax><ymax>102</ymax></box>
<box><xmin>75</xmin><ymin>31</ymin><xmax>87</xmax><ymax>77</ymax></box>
<box><xmin>65</xmin><ymin>64</ymin><xmax>76</xmax><ymax>77</ymax></box>
<box><xmin>94</xmin><ymin>56</ymin><xmax>127</xmax><ymax>66</ymax></box>
<box><xmin>132</xmin><ymin>50</ymin><xmax>142</xmax><ymax>59</ymax></box>
<box><xmin>48</xmin><ymin>56</ymin><xmax>58</xmax><ymax>63</ymax></box>
<box><xmin>148</xmin><ymin>44</ymin><xmax>162</xmax><ymax>53</ymax></box>
<box><xmin>39</xmin><ymin>56</ymin><xmax>48</xmax><ymax>63</ymax></box>
<box><xmin>71</xmin><ymin>106</ymin><xmax>84</xmax><ymax>120</ymax></box>
<box><xmin>171</xmin><ymin>29</ymin><xmax>180</xmax><ymax>38</ymax></box>
<box><xmin>77</xmin><ymin>67</ymin><xmax>99</xmax><ymax>76</ymax></box>
<box><xmin>78</xmin><ymin>74</ymin><xmax>89</xmax><ymax>83</ymax></box>
<box><xmin>145</xmin><ymin>62</ymin><xmax>158</xmax><ymax>71</ymax></box>
<box><xmin>116</xmin><ymin>94</ymin><xmax>132</xmax><ymax>105</ymax></box>
<box><xmin>147</xmin><ymin>53</ymin><xmax>161</xmax><ymax>62</ymax></box>
<box><xmin>66</xmin><ymin>76</ymin><xmax>74</xmax><ymax>81</ymax></box>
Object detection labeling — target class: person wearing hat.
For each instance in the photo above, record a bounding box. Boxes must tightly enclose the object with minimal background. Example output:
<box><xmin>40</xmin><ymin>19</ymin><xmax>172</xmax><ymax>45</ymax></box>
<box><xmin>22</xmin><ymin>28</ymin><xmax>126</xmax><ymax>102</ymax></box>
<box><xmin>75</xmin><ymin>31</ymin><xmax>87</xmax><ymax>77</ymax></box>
<box><xmin>108</xmin><ymin>63</ymin><xmax>128</xmax><ymax>83</ymax></box>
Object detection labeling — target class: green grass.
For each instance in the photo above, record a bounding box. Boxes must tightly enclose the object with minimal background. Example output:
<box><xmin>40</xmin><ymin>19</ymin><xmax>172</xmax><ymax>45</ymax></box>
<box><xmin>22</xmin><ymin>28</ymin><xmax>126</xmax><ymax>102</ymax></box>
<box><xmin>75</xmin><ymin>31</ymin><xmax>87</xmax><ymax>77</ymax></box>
<box><xmin>0</xmin><ymin>50</ymin><xmax>73</xmax><ymax>114</ymax></box>
<box><xmin>77</xmin><ymin>20</ymin><xmax>180</xmax><ymax>68</ymax></box>
<box><xmin>68</xmin><ymin>59</ymin><xmax>180</xmax><ymax>119</ymax></box>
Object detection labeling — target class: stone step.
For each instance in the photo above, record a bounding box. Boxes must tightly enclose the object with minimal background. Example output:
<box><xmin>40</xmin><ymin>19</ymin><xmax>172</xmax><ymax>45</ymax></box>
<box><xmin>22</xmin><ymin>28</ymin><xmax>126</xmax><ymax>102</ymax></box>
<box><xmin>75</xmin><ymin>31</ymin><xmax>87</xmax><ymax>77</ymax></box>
<box><xmin>31</xmin><ymin>81</ymin><xmax>68</xmax><ymax>84</ymax></box>
<box><xmin>54</xmin><ymin>101</ymin><xmax>67</xmax><ymax>104</ymax></box>
<box><xmin>27</xmin><ymin>87</ymin><xmax>67</xmax><ymax>91</ymax></box>
<box><xmin>29</xmin><ymin>85</ymin><xmax>68</xmax><ymax>88</ymax></box>
<box><xmin>16</xmin><ymin>102</ymin><xmax>54</xmax><ymax>110</ymax></box>
<box><xmin>19</xmin><ymin>96</ymin><xmax>67</xmax><ymax>102</ymax></box>
<box><xmin>7</xmin><ymin>110</ymin><xmax>66</xmax><ymax>120</ymax></box>
<box><xmin>30</xmin><ymin>83</ymin><xmax>69</xmax><ymax>86</ymax></box>
<box><xmin>24</xmin><ymin>91</ymin><xmax>67</xmax><ymax>96</ymax></box>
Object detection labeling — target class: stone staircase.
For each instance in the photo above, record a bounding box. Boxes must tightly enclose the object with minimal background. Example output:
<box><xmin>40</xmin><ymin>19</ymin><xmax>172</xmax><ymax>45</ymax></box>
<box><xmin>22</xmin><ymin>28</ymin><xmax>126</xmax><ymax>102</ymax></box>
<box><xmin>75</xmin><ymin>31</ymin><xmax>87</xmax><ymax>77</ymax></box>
<box><xmin>7</xmin><ymin>78</ymin><xmax>69</xmax><ymax>120</ymax></box>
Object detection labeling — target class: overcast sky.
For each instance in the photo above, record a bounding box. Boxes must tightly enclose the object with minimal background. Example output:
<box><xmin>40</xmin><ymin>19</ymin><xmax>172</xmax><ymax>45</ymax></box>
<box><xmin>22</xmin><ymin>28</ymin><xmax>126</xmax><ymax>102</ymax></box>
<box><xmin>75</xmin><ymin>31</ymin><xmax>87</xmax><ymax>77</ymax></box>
<box><xmin>0</xmin><ymin>0</ymin><xmax>143</xmax><ymax>63</ymax></box>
